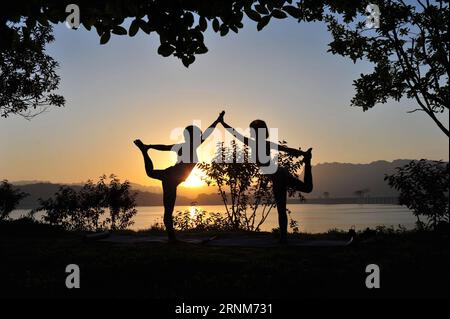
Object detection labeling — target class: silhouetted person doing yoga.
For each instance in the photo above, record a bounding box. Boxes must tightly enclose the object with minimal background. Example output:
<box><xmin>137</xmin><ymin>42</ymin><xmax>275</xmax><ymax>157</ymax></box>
<box><xmin>220</xmin><ymin>116</ymin><xmax>313</xmax><ymax>243</ymax></box>
<box><xmin>134</xmin><ymin>111</ymin><xmax>224</xmax><ymax>241</ymax></box>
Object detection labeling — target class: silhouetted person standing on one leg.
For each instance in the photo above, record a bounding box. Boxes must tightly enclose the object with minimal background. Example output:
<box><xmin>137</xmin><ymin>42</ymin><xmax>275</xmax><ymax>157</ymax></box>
<box><xmin>271</xmin><ymin>149</ymin><xmax>312</xmax><ymax>243</ymax></box>
<box><xmin>134</xmin><ymin>111</ymin><xmax>224</xmax><ymax>242</ymax></box>
<box><xmin>220</xmin><ymin>117</ymin><xmax>313</xmax><ymax>243</ymax></box>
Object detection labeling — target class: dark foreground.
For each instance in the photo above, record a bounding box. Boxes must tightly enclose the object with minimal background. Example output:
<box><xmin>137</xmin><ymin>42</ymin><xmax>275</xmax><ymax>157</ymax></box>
<box><xmin>0</xmin><ymin>219</ymin><xmax>448</xmax><ymax>299</ymax></box>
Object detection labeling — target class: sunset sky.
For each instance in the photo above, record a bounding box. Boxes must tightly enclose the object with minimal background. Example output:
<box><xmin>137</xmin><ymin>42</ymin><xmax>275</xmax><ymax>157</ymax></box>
<box><xmin>1</xmin><ymin>17</ymin><xmax>448</xmax><ymax>187</ymax></box>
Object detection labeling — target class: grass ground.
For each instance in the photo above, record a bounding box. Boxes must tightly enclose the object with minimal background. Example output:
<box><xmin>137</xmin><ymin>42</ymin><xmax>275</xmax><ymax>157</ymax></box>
<box><xmin>0</xmin><ymin>219</ymin><xmax>448</xmax><ymax>299</ymax></box>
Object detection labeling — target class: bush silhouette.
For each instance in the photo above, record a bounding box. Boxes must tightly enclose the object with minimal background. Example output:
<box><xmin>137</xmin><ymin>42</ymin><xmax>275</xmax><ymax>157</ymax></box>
<box><xmin>0</xmin><ymin>180</ymin><xmax>28</xmax><ymax>221</ymax></box>
<box><xmin>35</xmin><ymin>175</ymin><xmax>137</xmax><ymax>231</ymax></box>
<box><xmin>385</xmin><ymin>160</ymin><xmax>449</xmax><ymax>229</ymax></box>
<box><xmin>173</xmin><ymin>205</ymin><xmax>232</xmax><ymax>232</ymax></box>
<box><xmin>199</xmin><ymin>141</ymin><xmax>304</xmax><ymax>231</ymax></box>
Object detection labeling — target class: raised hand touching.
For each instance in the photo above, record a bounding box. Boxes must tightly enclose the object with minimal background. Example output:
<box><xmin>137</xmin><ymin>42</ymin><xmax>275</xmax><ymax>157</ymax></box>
<box><xmin>217</xmin><ymin>110</ymin><xmax>225</xmax><ymax>124</ymax></box>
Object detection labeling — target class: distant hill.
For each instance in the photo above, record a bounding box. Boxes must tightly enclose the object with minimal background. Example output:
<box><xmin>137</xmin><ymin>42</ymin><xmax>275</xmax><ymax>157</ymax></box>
<box><xmin>14</xmin><ymin>183</ymin><xmax>82</xmax><ymax>209</ymax></box>
<box><xmin>306</xmin><ymin>159</ymin><xmax>413</xmax><ymax>198</ymax></box>
<box><xmin>12</xmin><ymin>183</ymin><xmax>193</xmax><ymax>209</ymax></box>
<box><xmin>10</xmin><ymin>159</ymin><xmax>422</xmax><ymax>208</ymax></box>
<box><xmin>129</xmin><ymin>183</ymin><xmax>161</xmax><ymax>194</ymax></box>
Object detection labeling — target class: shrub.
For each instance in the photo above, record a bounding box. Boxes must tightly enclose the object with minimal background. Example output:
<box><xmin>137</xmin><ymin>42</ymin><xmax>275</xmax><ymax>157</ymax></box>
<box><xmin>0</xmin><ymin>180</ymin><xmax>28</xmax><ymax>221</ymax></box>
<box><xmin>35</xmin><ymin>175</ymin><xmax>137</xmax><ymax>231</ymax></box>
<box><xmin>97</xmin><ymin>176</ymin><xmax>137</xmax><ymax>231</ymax></box>
<box><xmin>173</xmin><ymin>206</ymin><xmax>233</xmax><ymax>232</ymax></box>
<box><xmin>385</xmin><ymin>160</ymin><xmax>449</xmax><ymax>230</ymax></box>
<box><xmin>199</xmin><ymin>141</ymin><xmax>304</xmax><ymax>232</ymax></box>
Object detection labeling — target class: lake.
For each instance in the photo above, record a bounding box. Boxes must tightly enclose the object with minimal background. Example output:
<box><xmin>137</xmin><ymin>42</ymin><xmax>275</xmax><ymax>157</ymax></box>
<box><xmin>11</xmin><ymin>204</ymin><xmax>416</xmax><ymax>233</ymax></box>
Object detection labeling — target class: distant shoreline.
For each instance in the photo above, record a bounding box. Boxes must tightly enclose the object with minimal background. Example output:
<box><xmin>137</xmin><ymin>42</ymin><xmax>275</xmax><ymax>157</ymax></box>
<box><xmin>15</xmin><ymin>197</ymin><xmax>400</xmax><ymax>210</ymax></box>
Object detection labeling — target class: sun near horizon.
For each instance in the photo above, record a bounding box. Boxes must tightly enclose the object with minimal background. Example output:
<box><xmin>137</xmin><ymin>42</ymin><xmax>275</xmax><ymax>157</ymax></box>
<box><xmin>181</xmin><ymin>167</ymin><xmax>207</xmax><ymax>188</ymax></box>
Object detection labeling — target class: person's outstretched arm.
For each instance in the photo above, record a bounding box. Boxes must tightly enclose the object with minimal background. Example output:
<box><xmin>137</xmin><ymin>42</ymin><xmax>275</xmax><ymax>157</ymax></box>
<box><xmin>201</xmin><ymin>111</ymin><xmax>225</xmax><ymax>144</ymax></box>
<box><xmin>221</xmin><ymin>120</ymin><xmax>253</xmax><ymax>146</ymax></box>
<box><xmin>269</xmin><ymin>142</ymin><xmax>311</xmax><ymax>157</ymax></box>
<box><xmin>268</xmin><ymin>142</ymin><xmax>300</xmax><ymax>156</ymax></box>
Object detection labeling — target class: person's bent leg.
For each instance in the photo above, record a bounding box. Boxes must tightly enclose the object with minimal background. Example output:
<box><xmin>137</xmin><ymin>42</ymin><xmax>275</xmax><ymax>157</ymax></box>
<box><xmin>134</xmin><ymin>139</ymin><xmax>164</xmax><ymax>180</ymax></box>
<box><xmin>286</xmin><ymin>151</ymin><xmax>313</xmax><ymax>193</ymax></box>
<box><xmin>162</xmin><ymin>181</ymin><xmax>177</xmax><ymax>241</ymax></box>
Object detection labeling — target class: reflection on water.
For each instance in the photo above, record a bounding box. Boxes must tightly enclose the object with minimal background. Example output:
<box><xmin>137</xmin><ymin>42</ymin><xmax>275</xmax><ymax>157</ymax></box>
<box><xmin>189</xmin><ymin>206</ymin><xmax>197</xmax><ymax>218</ymax></box>
<box><xmin>10</xmin><ymin>204</ymin><xmax>416</xmax><ymax>234</ymax></box>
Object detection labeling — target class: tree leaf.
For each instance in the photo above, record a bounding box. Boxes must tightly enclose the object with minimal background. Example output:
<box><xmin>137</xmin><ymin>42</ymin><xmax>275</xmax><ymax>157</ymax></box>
<box><xmin>129</xmin><ymin>19</ymin><xmax>140</xmax><ymax>37</ymax></box>
<box><xmin>100</xmin><ymin>31</ymin><xmax>111</xmax><ymax>44</ymax></box>
<box><xmin>255</xmin><ymin>4</ymin><xmax>269</xmax><ymax>15</ymax></box>
<box><xmin>283</xmin><ymin>5</ymin><xmax>301</xmax><ymax>19</ymax></box>
<box><xmin>95</xmin><ymin>25</ymin><xmax>103</xmax><ymax>36</ymax></box>
<box><xmin>112</xmin><ymin>26</ymin><xmax>127</xmax><ymax>35</ymax></box>
<box><xmin>244</xmin><ymin>8</ymin><xmax>261</xmax><ymax>22</ymax></box>
<box><xmin>271</xmin><ymin>9</ymin><xmax>287</xmax><ymax>19</ymax></box>
<box><xmin>257</xmin><ymin>16</ymin><xmax>271</xmax><ymax>31</ymax></box>
<box><xmin>182</xmin><ymin>55</ymin><xmax>195</xmax><ymax>68</ymax></box>
<box><xmin>220</xmin><ymin>24</ymin><xmax>229</xmax><ymax>36</ymax></box>
<box><xmin>139</xmin><ymin>20</ymin><xmax>152</xmax><ymax>34</ymax></box>
<box><xmin>199</xmin><ymin>16</ymin><xmax>207</xmax><ymax>31</ymax></box>
<box><xmin>183</xmin><ymin>12</ymin><xmax>194</xmax><ymax>27</ymax></box>
<box><xmin>82</xmin><ymin>21</ymin><xmax>92</xmax><ymax>31</ymax></box>
<box><xmin>212</xmin><ymin>18</ymin><xmax>220</xmax><ymax>32</ymax></box>
<box><xmin>158</xmin><ymin>43</ymin><xmax>175</xmax><ymax>57</ymax></box>
<box><xmin>196</xmin><ymin>44</ymin><xmax>208</xmax><ymax>54</ymax></box>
